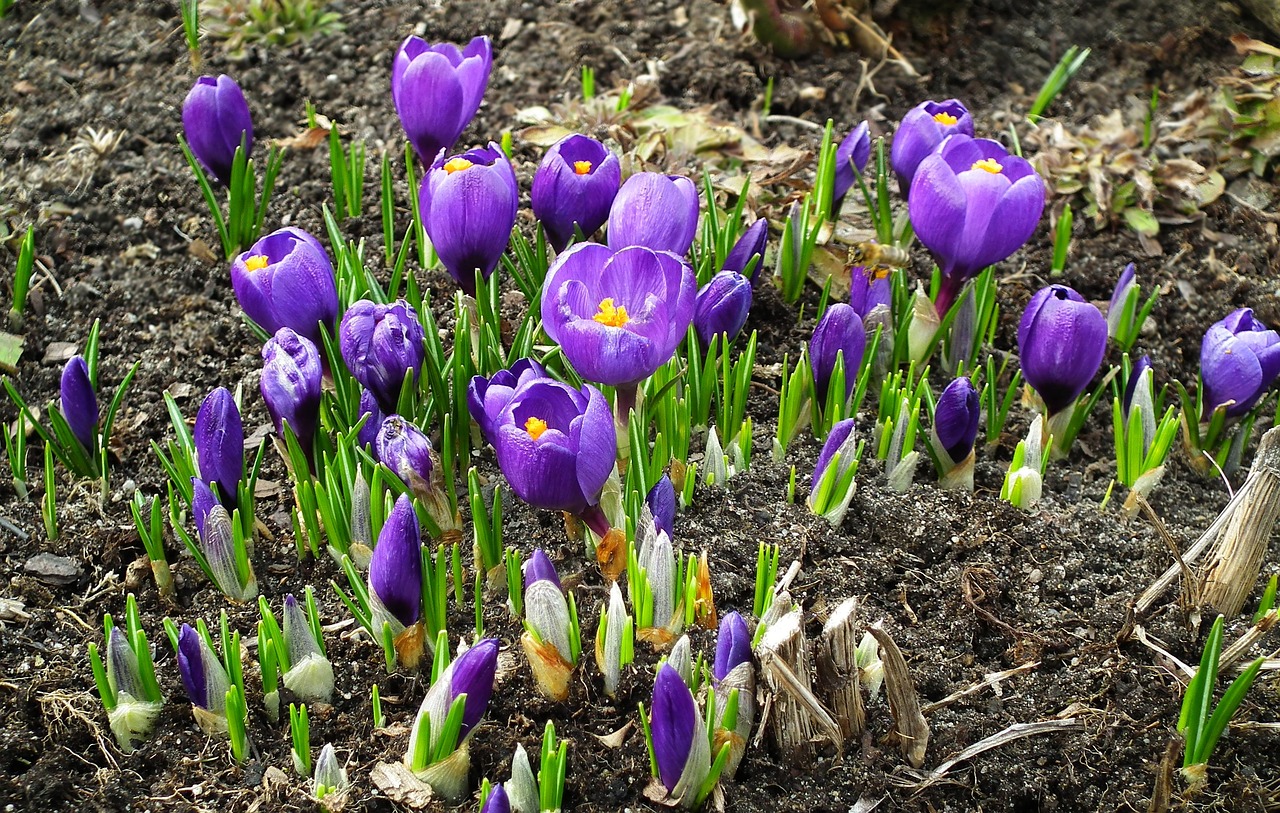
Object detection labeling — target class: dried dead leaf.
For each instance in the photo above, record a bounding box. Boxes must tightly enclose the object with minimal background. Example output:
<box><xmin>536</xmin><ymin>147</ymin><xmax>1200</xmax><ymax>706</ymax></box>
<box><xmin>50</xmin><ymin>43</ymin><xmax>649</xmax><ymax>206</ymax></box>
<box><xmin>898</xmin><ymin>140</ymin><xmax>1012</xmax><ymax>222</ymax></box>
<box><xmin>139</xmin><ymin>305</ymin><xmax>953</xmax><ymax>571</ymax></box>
<box><xmin>591</xmin><ymin>721</ymin><xmax>633</xmax><ymax>749</ymax></box>
<box><xmin>371</xmin><ymin>761</ymin><xmax>435</xmax><ymax>809</ymax></box>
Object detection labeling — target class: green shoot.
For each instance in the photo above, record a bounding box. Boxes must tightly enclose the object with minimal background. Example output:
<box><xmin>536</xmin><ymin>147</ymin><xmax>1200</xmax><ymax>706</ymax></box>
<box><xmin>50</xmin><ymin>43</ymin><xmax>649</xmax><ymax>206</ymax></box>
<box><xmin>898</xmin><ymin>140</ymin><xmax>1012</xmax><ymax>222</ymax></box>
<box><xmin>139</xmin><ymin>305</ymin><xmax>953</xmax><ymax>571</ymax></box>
<box><xmin>1027</xmin><ymin>45</ymin><xmax>1091</xmax><ymax>122</ymax></box>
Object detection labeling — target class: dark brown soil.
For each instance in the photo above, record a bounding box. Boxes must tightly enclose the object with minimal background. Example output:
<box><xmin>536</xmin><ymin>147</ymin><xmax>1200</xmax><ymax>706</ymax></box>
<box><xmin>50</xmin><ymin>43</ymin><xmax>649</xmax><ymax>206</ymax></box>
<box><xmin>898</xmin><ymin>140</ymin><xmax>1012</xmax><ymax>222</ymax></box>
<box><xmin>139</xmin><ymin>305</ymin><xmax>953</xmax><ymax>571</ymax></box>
<box><xmin>2</xmin><ymin>0</ymin><xmax>1279</xmax><ymax>811</ymax></box>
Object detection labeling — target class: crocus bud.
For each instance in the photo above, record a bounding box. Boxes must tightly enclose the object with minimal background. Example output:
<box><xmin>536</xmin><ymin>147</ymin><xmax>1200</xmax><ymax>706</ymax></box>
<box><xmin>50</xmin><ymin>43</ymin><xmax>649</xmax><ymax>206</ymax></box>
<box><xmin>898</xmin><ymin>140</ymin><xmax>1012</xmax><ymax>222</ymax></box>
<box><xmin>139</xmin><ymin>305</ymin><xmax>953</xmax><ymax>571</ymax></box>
<box><xmin>481</xmin><ymin>785</ymin><xmax>511</xmax><ymax>813</ymax></box>
<box><xmin>713</xmin><ymin>611</ymin><xmax>751</xmax><ymax>683</ymax></box>
<box><xmin>201</xmin><ymin>501</ymin><xmax>257</xmax><ymax>601</ymax></box>
<box><xmin>1200</xmin><ymin>308</ymin><xmax>1280</xmax><ymax>418</ymax></box>
<box><xmin>1106</xmin><ymin>262</ymin><xmax>1137</xmax><ymax>340</ymax></box>
<box><xmin>314</xmin><ymin>743</ymin><xmax>349</xmax><ymax>797</ymax></box>
<box><xmin>831</xmin><ymin>121</ymin><xmax>871</xmax><ymax>215</ymax></box>
<box><xmin>369</xmin><ymin>495</ymin><xmax>424</xmax><ymax>668</ymax></box>
<box><xmin>190</xmin><ymin>476</ymin><xmax>218</xmax><ymax>541</ymax></box>
<box><xmin>808</xmin><ymin>418</ymin><xmax>859</xmax><ymax>527</ymax></box>
<box><xmin>59</xmin><ymin>355</ymin><xmax>97</xmax><ymax>451</ymax></box>
<box><xmin>392</xmin><ymin>35</ymin><xmax>493</xmax><ymax>165</ymax></box>
<box><xmin>721</xmin><ymin>218</ymin><xmax>768</xmax><ymax>283</ymax></box>
<box><xmin>506</xmin><ymin>744</ymin><xmax>539</xmax><ymax>813</ymax></box>
<box><xmin>230</xmin><ymin>227</ymin><xmax>338</xmax><ymax>349</ymax></box>
<box><xmin>182</xmin><ymin>74</ymin><xmax>253</xmax><ymax>186</ymax></box>
<box><xmin>809</xmin><ymin>303</ymin><xmax>867</xmax><ymax>406</ymax></box>
<box><xmin>711</xmin><ymin>610</ymin><xmax>754</xmax><ymax>780</ymax></box>
<box><xmin>376</xmin><ymin>415</ymin><xmax>434</xmax><ymax>490</ymax></box>
<box><xmin>650</xmin><ymin>664</ymin><xmax>711</xmax><ymax>806</ymax></box>
<box><xmin>522</xmin><ymin>550</ymin><xmax>577</xmax><ymax>700</ymax></box>
<box><xmin>532</xmin><ymin>134</ymin><xmax>622</xmax><ymax>252</ymax></box>
<box><xmin>260</xmin><ymin>327</ymin><xmax>323</xmax><ymax>455</ymax></box>
<box><xmin>483</xmin><ymin>374</ymin><xmax>616</xmax><ymax>530</ymax></box>
<box><xmin>890</xmin><ymin>99</ymin><xmax>973</xmax><ymax>196</ymax></box>
<box><xmin>105</xmin><ymin>626</ymin><xmax>163</xmax><ymax>753</ymax></box>
<box><xmin>636</xmin><ymin>510</ymin><xmax>678</xmax><ymax>641</ymax></box>
<box><xmin>282</xmin><ymin>594</ymin><xmax>334</xmax><ymax>704</ymax></box>
<box><xmin>1018</xmin><ymin>285</ymin><xmax>1107</xmax><ymax>417</ymax></box>
<box><xmin>406</xmin><ymin>638</ymin><xmax>500</xmax><ymax>800</ymax></box>
<box><xmin>339</xmin><ymin>299</ymin><xmax>425</xmax><ymax>414</ymax></box>
<box><xmin>419</xmin><ymin>143</ymin><xmax>519</xmax><ymax>296</ymax></box>
<box><xmin>357</xmin><ymin>389</ymin><xmax>384</xmax><ymax>451</ymax></box>
<box><xmin>931</xmin><ymin>377</ymin><xmax>980</xmax><ymax>490</ymax></box>
<box><xmin>1123</xmin><ymin>355</ymin><xmax>1153</xmax><ymax>422</ymax></box>
<box><xmin>597</xmin><ymin>581</ymin><xmax>631</xmax><ymax>697</ymax></box>
<box><xmin>909</xmin><ymin>135</ymin><xmax>1045</xmax><ymax>316</ymax></box>
<box><xmin>194</xmin><ymin>387</ymin><xmax>243</xmax><ymax>507</ymax></box>
<box><xmin>468</xmin><ymin>358</ymin><xmax>548</xmax><ymax>444</ymax></box>
<box><xmin>542</xmin><ymin>243</ymin><xmax>696</xmax><ymax>390</ymax></box>
<box><xmin>607</xmin><ymin>172</ymin><xmax>699</xmax><ymax>256</ymax></box>
<box><xmin>524</xmin><ymin>549</ymin><xmax>561</xmax><ymax>590</ymax></box>
<box><xmin>693</xmin><ymin>271</ymin><xmax>752</xmax><ymax>347</ymax></box>
<box><xmin>848</xmin><ymin>265</ymin><xmax>892</xmax><ymax>323</ymax></box>
<box><xmin>177</xmin><ymin>622</ymin><xmax>231</xmax><ymax>734</ymax></box>
<box><xmin>646</xmin><ymin>474</ymin><xmax>676</xmax><ymax>539</ymax></box>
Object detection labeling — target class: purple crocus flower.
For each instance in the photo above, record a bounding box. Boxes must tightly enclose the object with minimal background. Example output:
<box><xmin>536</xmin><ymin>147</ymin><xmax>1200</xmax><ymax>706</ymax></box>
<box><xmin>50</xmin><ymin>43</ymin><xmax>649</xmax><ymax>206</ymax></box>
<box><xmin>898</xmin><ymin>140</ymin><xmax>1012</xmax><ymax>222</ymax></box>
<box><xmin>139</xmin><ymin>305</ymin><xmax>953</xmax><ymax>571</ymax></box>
<box><xmin>541</xmin><ymin>243</ymin><xmax>696</xmax><ymax>398</ymax></box>
<box><xmin>176</xmin><ymin>623</ymin><xmax>229</xmax><ymax>713</ymax></box>
<box><xmin>391</xmin><ymin>35</ymin><xmax>492</xmax><ymax>165</ymax></box>
<box><xmin>646</xmin><ymin>474</ymin><xmax>676</xmax><ymax>539</ymax></box>
<box><xmin>909</xmin><ymin>135</ymin><xmax>1045</xmax><ymax>316</ymax></box>
<box><xmin>260</xmin><ymin>328</ymin><xmax>322</xmax><ymax>455</ymax></box>
<box><xmin>376</xmin><ymin>415</ymin><xmax>434</xmax><ymax>488</ymax></box>
<box><xmin>650</xmin><ymin>663</ymin><xmax>709</xmax><ymax>796</ymax></box>
<box><xmin>693</xmin><ymin>271</ymin><xmax>752</xmax><ymax>347</ymax></box>
<box><xmin>339</xmin><ymin>299</ymin><xmax>425</xmax><ymax>414</ymax></box>
<box><xmin>848</xmin><ymin>265</ymin><xmax>892</xmax><ymax>322</ymax></box>
<box><xmin>524</xmin><ymin>548</ymin><xmax>562</xmax><ymax>590</ymax></box>
<box><xmin>357</xmin><ymin>389</ymin><xmax>384</xmax><ymax>451</ymax></box>
<box><xmin>190</xmin><ymin>476</ymin><xmax>218</xmax><ymax>540</ymax></box>
<box><xmin>890</xmin><ymin>99</ymin><xmax>973</xmax><ymax>196</ymax></box>
<box><xmin>1017</xmin><ymin>285</ymin><xmax>1108</xmax><ymax>416</ymax></box>
<box><xmin>480</xmin><ymin>785</ymin><xmax>510</xmax><ymax>813</ymax></box>
<box><xmin>467</xmin><ymin>358</ymin><xmax>548</xmax><ymax>443</ymax></box>
<box><xmin>194</xmin><ymin>387</ymin><xmax>243</xmax><ymax>507</ymax></box>
<box><xmin>531</xmin><ymin>134</ymin><xmax>622</xmax><ymax>252</ymax></box>
<box><xmin>713</xmin><ymin>611</ymin><xmax>752</xmax><ymax>682</ymax></box>
<box><xmin>810</xmin><ymin>303</ymin><xmax>867</xmax><ymax>405</ymax></box>
<box><xmin>831</xmin><ymin>121</ymin><xmax>872</xmax><ymax>215</ymax></box>
<box><xmin>59</xmin><ymin>355</ymin><xmax>97</xmax><ymax>451</ymax></box>
<box><xmin>607</xmin><ymin>172</ymin><xmax>699</xmax><ymax>256</ymax></box>
<box><xmin>445</xmin><ymin>638</ymin><xmax>500</xmax><ymax>738</ymax></box>
<box><xmin>722</xmin><ymin>218</ymin><xmax>768</xmax><ymax>283</ymax></box>
<box><xmin>369</xmin><ymin>494</ymin><xmax>423</xmax><ymax>627</ymax></box>
<box><xmin>419</xmin><ymin>143</ymin><xmax>519</xmax><ymax>296</ymax></box>
<box><xmin>484</xmin><ymin>375</ymin><xmax>616</xmax><ymax>535</ymax></box>
<box><xmin>230</xmin><ymin>227</ymin><xmax>338</xmax><ymax>349</ymax></box>
<box><xmin>811</xmin><ymin>417</ymin><xmax>856</xmax><ymax>494</ymax></box>
<box><xmin>1200</xmin><ymin>308</ymin><xmax>1280</xmax><ymax>418</ymax></box>
<box><xmin>933</xmin><ymin>377</ymin><xmax>980</xmax><ymax>464</ymax></box>
<box><xmin>1106</xmin><ymin>263</ymin><xmax>1137</xmax><ymax>336</ymax></box>
<box><xmin>182</xmin><ymin>75</ymin><xmax>253</xmax><ymax>186</ymax></box>
<box><xmin>176</xmin><ymin>623</ymin><xmax>209</xmax><ymax>709</ymax></box>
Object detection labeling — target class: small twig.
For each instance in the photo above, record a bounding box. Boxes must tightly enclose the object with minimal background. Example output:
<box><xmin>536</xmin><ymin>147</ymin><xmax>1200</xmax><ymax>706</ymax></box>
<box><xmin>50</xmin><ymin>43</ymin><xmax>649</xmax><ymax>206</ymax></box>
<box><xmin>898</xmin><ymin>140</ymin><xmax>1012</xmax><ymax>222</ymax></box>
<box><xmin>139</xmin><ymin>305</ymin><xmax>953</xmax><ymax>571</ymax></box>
<box><xmin>921</xmin><ymin>661</ymin><xmax>1040</xmax><ymax>715</ymax></box>
<box><xmin>1132</xmin><ymin>624</ymin><xmax>1195</xmax><ymax>678</ymax></box>
<box><xmin>896</xmin><ymin>718</ymin><xmax>1083</xmax><ymax>792</ymax></box>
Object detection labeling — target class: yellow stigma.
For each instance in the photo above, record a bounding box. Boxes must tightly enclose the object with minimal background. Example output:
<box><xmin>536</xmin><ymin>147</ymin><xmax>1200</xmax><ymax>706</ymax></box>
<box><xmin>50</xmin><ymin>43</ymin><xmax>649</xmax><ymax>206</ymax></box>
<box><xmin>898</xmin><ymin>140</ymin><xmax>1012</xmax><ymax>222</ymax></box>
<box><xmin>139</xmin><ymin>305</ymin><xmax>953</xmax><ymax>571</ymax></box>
<box><xmin>244</xmin><ymin>255</ymin><xmax>269</xmax><ymax>272</ymax></box>
<box><xmin>592</xmin><ymin>298</ymin><xmax>629</xmax><ymax>327</ymax></box>
<box><xmin>524</xmin><ymin>416</ymin><xmax>548</xmax><ymax>440</ymax></box>
<box><xmin>444</xmin><ymin>157</ymin><xmax>474</xmax><ymax>174</ymax></box>
<box><xmin>573</xmin><ymin>160</ymin><xmax>593</xmax><ymax>175</ymax></box>
<box><xmin>972</xmin><ymin>158</ymin><xmax>1003</xmax><ymax>174</ymax></box>
<box><xmin>933</xmin><ymin>112</ymin><xmax>959</xmax><ymax>126</ymax></box>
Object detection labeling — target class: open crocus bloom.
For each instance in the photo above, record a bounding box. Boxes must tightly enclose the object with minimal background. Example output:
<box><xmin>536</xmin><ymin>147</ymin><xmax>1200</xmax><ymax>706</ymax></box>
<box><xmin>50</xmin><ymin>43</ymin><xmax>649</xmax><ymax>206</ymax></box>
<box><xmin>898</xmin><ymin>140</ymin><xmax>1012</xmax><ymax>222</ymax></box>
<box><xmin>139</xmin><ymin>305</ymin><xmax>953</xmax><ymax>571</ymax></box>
<box><xmin>541</xmin><ymin>243</ymin><xmax>695</xmax><ymax>392</ymax></box>
<box><xmin>909</xmin><ymin>135</ymin><xmax>1045</xmax><ymax>316</ymax></box>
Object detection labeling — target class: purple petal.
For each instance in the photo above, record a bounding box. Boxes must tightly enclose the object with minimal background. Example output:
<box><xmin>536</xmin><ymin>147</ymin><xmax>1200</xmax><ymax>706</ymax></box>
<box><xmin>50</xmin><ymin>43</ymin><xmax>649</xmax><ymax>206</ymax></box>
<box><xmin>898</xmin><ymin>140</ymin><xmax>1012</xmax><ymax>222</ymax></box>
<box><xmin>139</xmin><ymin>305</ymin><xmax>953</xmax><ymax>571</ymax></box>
<box><xmin>651</xmin><ymin>664</ymin><xmax>696</xmax><ymax>792</ymax></box>
<box><xmin>194</xmin><ymin>387</ymin><xmax>243</xmax><ymax>508</ymax></box>
<box><xmin>59</xmin><ymin>355</ymin><xmax>97</xmax><ymax>451</ymax></box>
<box><xmin>369</xmin><ymin>495</ymin><xmax>423</xmax><ymax>626</ymax></box>
<box><xmin>177</xmin><ymin>623</ymin><xmax>208</xmax><ymax>709</ymax></box>
<box><xmin>451</xmin><ymin>638</ymin><xmax>499</xmax><ymax>737</ymax></box>
<box><xmin>713</xmin><ymin>611</ymin><xmax>751</xmax><ymax>681</ymax></box>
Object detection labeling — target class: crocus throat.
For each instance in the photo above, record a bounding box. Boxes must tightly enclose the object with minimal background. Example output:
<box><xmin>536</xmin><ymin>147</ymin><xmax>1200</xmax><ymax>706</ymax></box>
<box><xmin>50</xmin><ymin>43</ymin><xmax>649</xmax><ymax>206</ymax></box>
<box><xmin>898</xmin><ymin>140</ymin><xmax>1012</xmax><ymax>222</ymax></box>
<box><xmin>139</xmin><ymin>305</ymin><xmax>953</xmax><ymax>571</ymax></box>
<box><xmin>525</xmin><ymin>416</ymin><xmax>548</xmax><ymax>440</ymax></box>
<box><xmin>592</xmin><ymin>298</ymin><xmax>629</xmax><ymax>327</ymax></box>
<box><xmin>444</xmin><ymin>157</ymin><xmax>474</xmax><ymax>174</ymax></box>
<box><xmin>245</xmin><ymin>255</ymin><xmax>269</xmax><ymax>272</ymax></box>
<box><xmin>933</xmin><ymin>112</ymin><xmax>959</xmax><ymax>126</ymax></box>
<box><xmin>972</xmin><ymin>158</ymin><xmax>1003</xmax><ymax>174</ymax></box>
<box><xmin>573</xmin><ymin>160</ymin><xmax>592</xmax><ymax>175</ymax></box>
